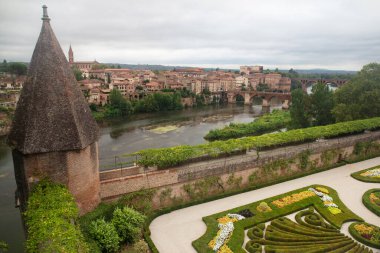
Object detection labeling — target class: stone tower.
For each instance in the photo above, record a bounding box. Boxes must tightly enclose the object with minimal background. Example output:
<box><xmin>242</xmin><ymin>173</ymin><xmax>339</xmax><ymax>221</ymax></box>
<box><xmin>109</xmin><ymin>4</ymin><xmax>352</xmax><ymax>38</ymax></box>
<box><xmin>68</xmin><ymin>44</ymin><xmax>74</xmax><ymax>63</ymax></box>
<box><xmin>7</xmin><ymin>5</ymin><xmax>100</xmax><ymax>215</ymax></box>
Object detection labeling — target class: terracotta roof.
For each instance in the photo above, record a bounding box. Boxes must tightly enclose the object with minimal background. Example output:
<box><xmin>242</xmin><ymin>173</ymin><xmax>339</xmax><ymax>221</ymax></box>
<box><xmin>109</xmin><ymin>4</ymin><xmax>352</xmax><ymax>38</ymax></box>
<box><xmin>7</xmin><ymin>8</ymin><xmax>99</xmax><ymax>154</ymax></box>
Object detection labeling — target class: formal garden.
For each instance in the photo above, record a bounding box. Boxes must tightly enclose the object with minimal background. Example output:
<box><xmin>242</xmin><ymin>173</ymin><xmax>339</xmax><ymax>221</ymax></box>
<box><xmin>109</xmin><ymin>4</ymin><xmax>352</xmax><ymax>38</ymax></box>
<box><xmin>192</xmin><ymin>185</ymin><xmax>380</xmax><ymax>253</ymax></box>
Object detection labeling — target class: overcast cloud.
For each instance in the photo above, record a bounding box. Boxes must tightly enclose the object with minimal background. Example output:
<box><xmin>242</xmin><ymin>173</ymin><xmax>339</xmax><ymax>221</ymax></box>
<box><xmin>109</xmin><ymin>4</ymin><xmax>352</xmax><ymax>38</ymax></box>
<box><xmin>0</xmin><ymin>0</ymin><xmax>379</xmax><ymax>70</ymax></box>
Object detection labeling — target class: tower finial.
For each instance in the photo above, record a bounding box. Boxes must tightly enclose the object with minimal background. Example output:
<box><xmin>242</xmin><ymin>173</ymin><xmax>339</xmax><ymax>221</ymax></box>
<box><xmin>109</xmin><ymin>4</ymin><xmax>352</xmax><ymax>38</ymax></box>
<box><xmin>42</xmin><ymin>5</ymin><xmax>50</xmax><ymax>21</ymax></box>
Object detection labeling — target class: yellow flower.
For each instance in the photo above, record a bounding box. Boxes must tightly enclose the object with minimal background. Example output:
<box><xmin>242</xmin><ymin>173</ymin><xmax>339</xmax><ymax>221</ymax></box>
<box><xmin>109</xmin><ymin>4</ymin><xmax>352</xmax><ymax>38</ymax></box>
<box><xmin>272</xmin><ymin>191</ymin><xmax>316</xmax><ymax>208</ymax></box>
<box><xmin>316</xmin><ymin>187</ymin><xmax>329</xmax><ymax>194</ymax></box>
<box><xmin>217</xmin><ymin>216</ymin><xmax>237</xmax><ymax>224</ymax></box>
<box><xmin>354</xmin><ymin>224</ymin><xmax>373</xmax><ymax>235</ymax></box>
<box><xmin>218</xmin><ymin>244</ymin><xmax>233</xmax><ymax>253</ymax></box>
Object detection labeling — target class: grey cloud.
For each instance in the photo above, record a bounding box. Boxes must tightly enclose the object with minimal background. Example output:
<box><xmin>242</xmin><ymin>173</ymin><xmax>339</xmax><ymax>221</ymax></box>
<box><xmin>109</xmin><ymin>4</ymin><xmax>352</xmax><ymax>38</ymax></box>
<box><xmin>1</xmin><ymin>0</ymin><xmax>379</xmax><ymax>70</ymax></box>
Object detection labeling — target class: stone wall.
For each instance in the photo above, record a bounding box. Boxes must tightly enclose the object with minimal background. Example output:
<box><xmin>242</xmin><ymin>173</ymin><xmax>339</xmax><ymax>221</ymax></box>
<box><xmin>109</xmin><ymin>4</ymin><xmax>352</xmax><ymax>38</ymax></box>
<box><xmin>99</xmin><ymin>131</ymin><xmax>380</xmax><ymax>203</ymax></box>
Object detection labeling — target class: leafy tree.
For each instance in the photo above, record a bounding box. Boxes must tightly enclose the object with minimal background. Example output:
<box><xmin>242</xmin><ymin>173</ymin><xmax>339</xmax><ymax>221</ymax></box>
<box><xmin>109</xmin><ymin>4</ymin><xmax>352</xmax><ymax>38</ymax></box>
<box><xmin>0</xmin><ymin>59</ymin><xmax>8</xmax><ymax>73</ymax></box>
<box><xmin>289</xmin><ymin>88</ymin><xmax>311</xmax><ymax>128</ymax></box>
<box><xmin>111</xmin><ymin>207</ymin><xmax>146</xmax><ymax>243</ymax></box>
<box><xmin>310</xmin><ymin>82</ymin><xmax>335</xmax><ymax>126</ymax></box>
<box><xmin>8</xmin><ymin>62</ymin><xmax>27</xmax><ymax>75</ymax></box>
<box><xmin>332</xmin><ymin>63</ymin><xmax>380</xmax><ymax>122</ymax></box>
<box><xmin>288</xmin><ymin>68</ymin><xmax>299</xmax><ymax>78</ymax></box>
<box><xmin>89</xmin><ymin>218</ymin><xmax>120</xmax><ymax>253</ymax></box>
<box><xmin>109</xmin><ymin>89</ymin><xmax>133</xmax><ymax>117</ymax></box>
<box><xmin>72</xmin><ymin>67</ymin><xmax>84</xmax><ymax>81</ymax></box>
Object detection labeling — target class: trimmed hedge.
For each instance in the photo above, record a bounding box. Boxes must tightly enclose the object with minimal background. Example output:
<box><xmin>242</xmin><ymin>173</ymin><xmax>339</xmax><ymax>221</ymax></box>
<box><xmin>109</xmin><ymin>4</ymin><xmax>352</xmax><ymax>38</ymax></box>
<box><xmin>130</xmin><ymin>117</ymin><xmax>380</xmax><ymax>168</ymax></box>
<box><xmin>192</xmin><ymin>185</ymin><xmax>363</xmax><ymax>253</ymax></box>
<box><xmin>362</xmin><ymin>189</ymin><xmax>380</xmax><ymax>216</ymax></box>
<box><xmin>248</xmin><ymin>209</ymin><xmax>372</xmax><ymax>253</ymax></box>
<box><xmin>349</xmin><ymin>222</ymin><xmax>380</xmax><ymax>249</ymax></box>
<box><xmin>351</xmin><ymin>165</ymin><xmax>380</xmax><ymax>183</ymax></box>
<box><xmin>24</xmin><ymin>180</ymin><xmax>89</xmax><ymax>253</ymax></box>
<box><xmin>204</xmin><ymin>110</ymin><xmax>290</xmax><ymax>141</ymax></box>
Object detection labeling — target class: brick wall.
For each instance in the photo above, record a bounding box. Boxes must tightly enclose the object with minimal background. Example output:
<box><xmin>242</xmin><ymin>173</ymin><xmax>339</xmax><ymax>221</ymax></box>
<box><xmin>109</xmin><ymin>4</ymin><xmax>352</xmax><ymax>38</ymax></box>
<box><xmin>99</xmin><ymin>131</ymin><xmax>380</xmax><ymax>202</ymax></box>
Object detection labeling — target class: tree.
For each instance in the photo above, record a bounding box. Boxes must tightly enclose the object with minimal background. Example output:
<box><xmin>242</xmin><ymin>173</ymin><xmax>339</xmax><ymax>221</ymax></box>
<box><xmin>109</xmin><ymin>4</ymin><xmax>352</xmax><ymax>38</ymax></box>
<box><xmin>289</xmin><ymin>88</ymin><xmax>311</xmax><ymax>129</ymax></box>
<box><xmin>332</xmin><ymin>63</ymin><xmax>380</xmax><ymax>122</ymax></box>
<box><xmin>109</xmin><ymin>89</ymin><xmax>133</xmax><ymax>117</ymax></box>
<box><xmin>72</xmin><ymin>67</ymin><xmax>84</xmax><ymax>81</ymax></box>
<box><xmin>0</xmin><ymin>59</ymin><xmax>8</xmax><ymax>73</ymax></box>
<box><xmin>310</xmin><ymin>82</ymin><xmax>335</xmax><ymax>126</ymax></box>
<box><xmin>8</xmin><ymin>62</ymin><xmax>27</xmax><ymax>75</ymax></box>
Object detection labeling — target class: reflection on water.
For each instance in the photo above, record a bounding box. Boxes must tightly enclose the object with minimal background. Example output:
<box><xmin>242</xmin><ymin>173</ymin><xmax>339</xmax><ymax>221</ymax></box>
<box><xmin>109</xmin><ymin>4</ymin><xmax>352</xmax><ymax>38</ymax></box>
<box><xmin>0</xmin><ymin>137</ymin><xmax>25</xmax><ymax>253</ymax></box>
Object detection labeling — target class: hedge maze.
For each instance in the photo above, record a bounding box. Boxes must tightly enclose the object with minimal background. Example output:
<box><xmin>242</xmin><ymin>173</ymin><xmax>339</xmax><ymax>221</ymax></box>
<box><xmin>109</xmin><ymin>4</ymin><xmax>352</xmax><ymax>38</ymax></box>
<box><xmin>246</xmin><ymin>208</ymin><xmax>373</xmax><ymax>253</ymax></box>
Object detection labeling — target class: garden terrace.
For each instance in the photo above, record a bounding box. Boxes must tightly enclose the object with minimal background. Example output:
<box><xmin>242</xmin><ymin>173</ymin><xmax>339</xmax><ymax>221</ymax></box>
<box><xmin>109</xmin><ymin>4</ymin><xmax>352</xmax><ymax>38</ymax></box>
<box><xmin>192</xmin><ymin>185</ymin><xmax>367</xmax><ymax>253</ymax></box>
<box><xmin>131</xmin><ymin>117</ymin><xmax>380</xmax><ymax>168</ymax></box>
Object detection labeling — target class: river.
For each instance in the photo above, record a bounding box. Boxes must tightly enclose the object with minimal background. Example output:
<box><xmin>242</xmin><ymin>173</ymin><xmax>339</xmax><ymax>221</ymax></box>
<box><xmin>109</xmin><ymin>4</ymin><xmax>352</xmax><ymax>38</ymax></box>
<box><xmin>0</xmin><ymin>104</ymin><xmax>277</xmax><ymax>252</ymax></box>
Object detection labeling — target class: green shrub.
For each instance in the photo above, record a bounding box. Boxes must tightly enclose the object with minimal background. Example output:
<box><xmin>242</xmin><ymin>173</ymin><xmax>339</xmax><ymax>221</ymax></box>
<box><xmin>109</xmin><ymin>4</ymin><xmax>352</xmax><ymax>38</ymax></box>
<box><xmin>24</xmin><ymin>180</ymin><xmax>89</xmax><ymax>253</ymax></box>
<box><xmin>131</xmin><ymin>117</ymin><xmax>380</xmax><ymax>168</ymax></box>
<box><xmin>89</xmin><ymin>218</ymin><xmax>121</xmax><ymax>253</ymax></box>
<box><xmin>204</xmin><ymin>110</ymin><xmax>291</xmax><ymax>141</ymax></box>
<box><xmin>111</xmin><ymin>207</ymin><xmax>146</xmax><ymax>243</ymax></box>
<box><xmin>362</xmin><ymin>189</ymin><xmax>380</xmax><ymax>216</ymax></box>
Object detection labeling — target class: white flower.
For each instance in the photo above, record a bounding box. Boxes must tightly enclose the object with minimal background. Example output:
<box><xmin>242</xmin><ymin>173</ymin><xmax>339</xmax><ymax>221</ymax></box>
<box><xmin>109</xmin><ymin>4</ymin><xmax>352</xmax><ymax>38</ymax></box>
<box><xmin>227</xmin><ymin>213</ymin><xmax>245</xmax><ymax>220</ymax></box>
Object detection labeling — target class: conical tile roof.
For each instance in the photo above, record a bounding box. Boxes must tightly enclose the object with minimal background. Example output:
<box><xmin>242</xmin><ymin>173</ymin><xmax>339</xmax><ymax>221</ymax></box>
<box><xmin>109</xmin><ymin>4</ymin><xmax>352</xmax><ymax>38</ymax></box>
<box><xmin>7</xmin><ymin>6</ymin><xmax>99</xmax><ymax>154</ymax></box>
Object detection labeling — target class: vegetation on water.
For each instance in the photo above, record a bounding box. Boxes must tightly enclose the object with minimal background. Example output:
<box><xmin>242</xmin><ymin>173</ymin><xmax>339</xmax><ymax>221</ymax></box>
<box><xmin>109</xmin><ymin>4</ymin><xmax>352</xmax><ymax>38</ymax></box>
<box><xmin>24</xmin><ymin>180</ymin><xmax>89</xmax><ymax>253</ymax></box>
<box><xmin>204</xmin><ymin>110</ymin><xmax>290</xmax><ymax>141</ymax></box>
<box><xmin>130</xmin><ymin>116</ymin><xmax>380</xmax><ymax>168</ymax></box>
<box><xmin>192</xmin><ymin>185</ymin><xmax>364</xmax><ymax>253</ymax></box>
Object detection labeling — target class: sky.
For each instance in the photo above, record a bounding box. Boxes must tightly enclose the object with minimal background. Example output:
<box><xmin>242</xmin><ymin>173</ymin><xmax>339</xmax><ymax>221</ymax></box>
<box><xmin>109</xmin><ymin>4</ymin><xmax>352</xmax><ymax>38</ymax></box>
<box><xmin>0</xmin><ymin>0</ymin><xmax>379</xmax><ymax>70</ymax></box>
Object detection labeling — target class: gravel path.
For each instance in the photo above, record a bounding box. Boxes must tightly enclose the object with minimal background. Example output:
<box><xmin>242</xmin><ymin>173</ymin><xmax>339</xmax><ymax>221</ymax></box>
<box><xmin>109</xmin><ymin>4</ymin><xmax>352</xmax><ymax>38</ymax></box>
<box><xmin>150</xmin><ymin>157</ymin><xmax>380</xmax><ymax>253</ymax></box>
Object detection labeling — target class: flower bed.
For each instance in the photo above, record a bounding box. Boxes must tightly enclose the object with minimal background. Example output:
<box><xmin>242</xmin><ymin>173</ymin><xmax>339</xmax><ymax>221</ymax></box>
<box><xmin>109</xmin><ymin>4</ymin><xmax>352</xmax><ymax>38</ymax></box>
<box><xmin>351</xmin><ymin>165</ymin><xmax>380</xmax><ymax>183</ymax></box>
<box><xmin>208</xmin><ymin>213</ymin><xmax>245</xmax><ymax>252</ymax></box>
<box><xmin>130</xmin><ymin>117</ymin><xmax>380</xmax><ymax>168</ymax></box>
<box><xmin>363</xmin><ymin>189</ymin><xmax>380</xmax><ymax>216</ymax></box>
<box><xmin>309</xmin><ymin>187</ymin><xmax>342</xmax><ymax>214</ymax></box>
<box><xmin>192</xmin><ymin>185</ymin><xmax>364</xmax><ymax>253</ymax></box>
<box><xmin>271</xmin><ymin>190</ymin><xmax>316</xmax><ymax>208</ymax></box>
<box><xmin>349</xmin><ymin>222</ymin><xmax>380</xmax><ymax>249</ymax></box>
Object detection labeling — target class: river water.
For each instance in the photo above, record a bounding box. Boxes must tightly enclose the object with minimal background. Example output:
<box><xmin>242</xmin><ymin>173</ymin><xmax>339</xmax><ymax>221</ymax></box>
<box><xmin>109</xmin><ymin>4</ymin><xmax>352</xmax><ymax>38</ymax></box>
<box><xmin>0</xmin><ymin>104</ymin><xmax>276</xmax><ymax>252</ymax></box>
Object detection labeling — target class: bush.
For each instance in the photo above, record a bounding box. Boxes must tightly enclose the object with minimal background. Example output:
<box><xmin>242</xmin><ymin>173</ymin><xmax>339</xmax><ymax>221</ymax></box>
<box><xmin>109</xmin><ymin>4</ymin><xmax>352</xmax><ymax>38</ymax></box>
<box><xmin>111</xmin><ymin>207</ymin><xmax>146</xmax><ymax>243</ymax></box>
<box><xmin>89</xmin><ymin>218</ymin><xmax>121</xmax><ymax>253</ymax></box>
<box><xmin>204</xmin><ymin>110</ymin><xmax>290</xmax><ymax>141</ymax></box>
<box><xmin>132</xmin><ymin>240</ymin><xmax>149</xmax><ymax>253</ymax></box>
<box><xmin>24</xmin><ymin>180</ymin><xmax>89</xmax><ymax>253</ymax></box>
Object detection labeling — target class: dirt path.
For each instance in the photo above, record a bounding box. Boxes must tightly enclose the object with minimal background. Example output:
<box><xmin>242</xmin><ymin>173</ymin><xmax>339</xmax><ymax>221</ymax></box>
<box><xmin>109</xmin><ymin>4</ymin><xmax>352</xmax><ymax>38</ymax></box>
<box><xmin>150</xmin><ymin>157</ymin><xmax>380</xmax><ymax>253</ymax></box>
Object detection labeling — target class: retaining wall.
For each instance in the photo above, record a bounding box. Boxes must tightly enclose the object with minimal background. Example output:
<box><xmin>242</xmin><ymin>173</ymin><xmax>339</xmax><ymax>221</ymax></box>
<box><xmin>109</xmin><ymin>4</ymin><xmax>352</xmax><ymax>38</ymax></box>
<box><xmin>99</xmin><ymin>130</ymin><xmax>380</xmax><ymax>201</ymax></box>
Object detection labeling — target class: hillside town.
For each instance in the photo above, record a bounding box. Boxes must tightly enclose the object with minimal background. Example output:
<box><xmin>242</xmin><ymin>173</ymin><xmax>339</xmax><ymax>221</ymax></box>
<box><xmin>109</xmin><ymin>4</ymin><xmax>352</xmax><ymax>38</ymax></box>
<box><xmin>0</xmin><ymin>47</ymin><xmax>292</xmax><ymax>111</ymax></box>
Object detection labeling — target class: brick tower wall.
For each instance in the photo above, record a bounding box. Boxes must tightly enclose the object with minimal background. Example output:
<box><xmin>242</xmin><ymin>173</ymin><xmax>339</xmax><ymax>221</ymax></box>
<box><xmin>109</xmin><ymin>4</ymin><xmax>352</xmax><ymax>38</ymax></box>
<box><xmin>13</xmin><ymin>142</ymin><xmax>100</xmax><ymax>215</ymax></box>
